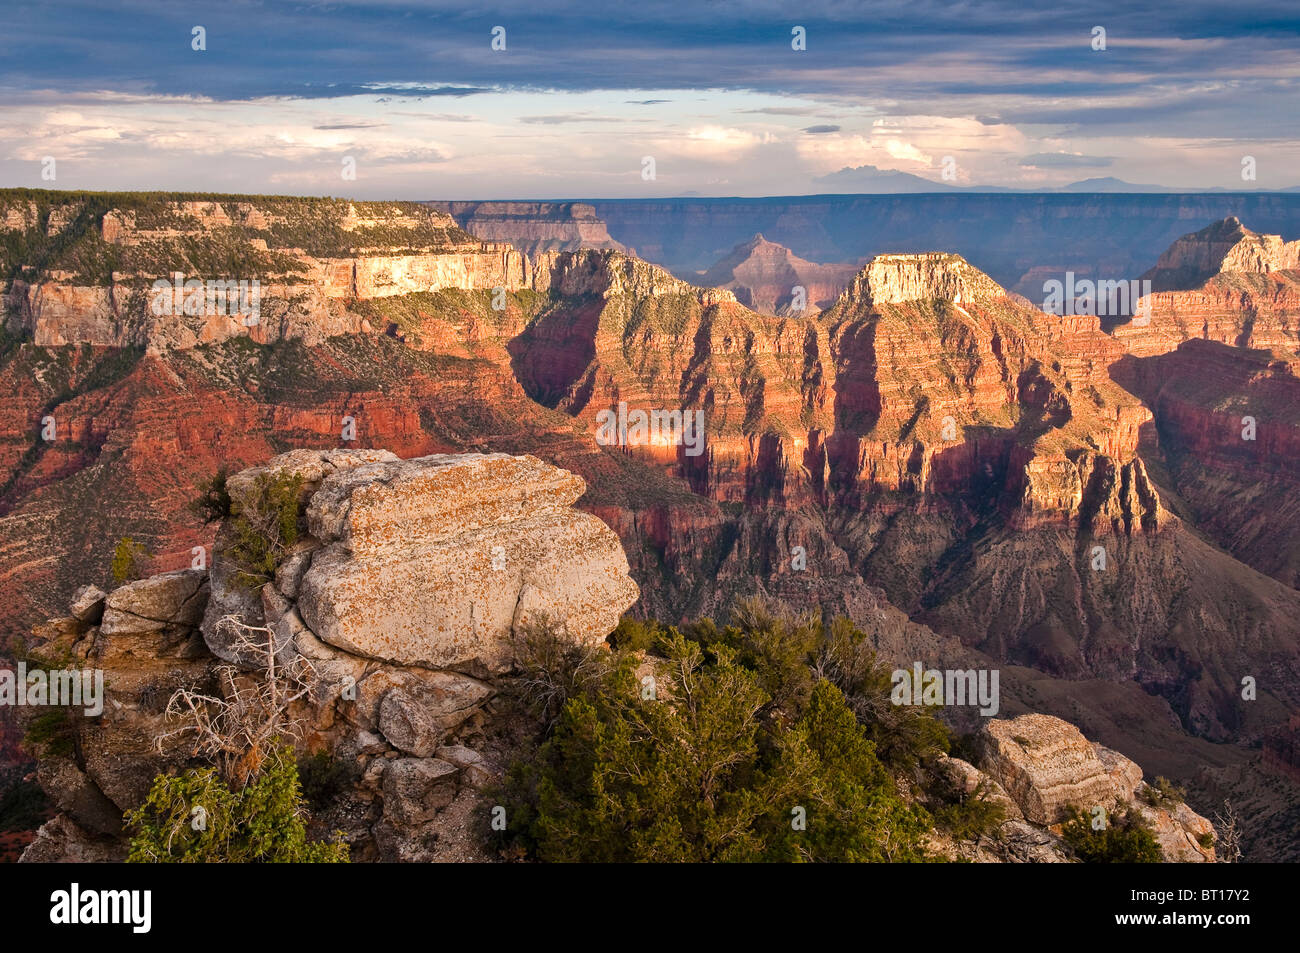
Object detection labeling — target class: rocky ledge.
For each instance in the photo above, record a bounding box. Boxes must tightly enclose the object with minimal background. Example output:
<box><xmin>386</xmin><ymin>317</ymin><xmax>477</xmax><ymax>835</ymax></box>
<box><xmin>19</xmin><ymin>450</ymin><xmax>638</xmax><ymax>862</ymax></box>
<box><xmin>932</xmin><ymin>713</ymin><xmax>1215</xmax><ymax>863</ymax></box>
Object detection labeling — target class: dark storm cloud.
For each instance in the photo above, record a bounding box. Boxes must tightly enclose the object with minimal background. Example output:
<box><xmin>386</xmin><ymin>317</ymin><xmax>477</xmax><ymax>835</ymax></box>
<box><xmin>3</xmin><ymin>0</ymin><xmax>1298</xmax><ymax>141</ymax></box>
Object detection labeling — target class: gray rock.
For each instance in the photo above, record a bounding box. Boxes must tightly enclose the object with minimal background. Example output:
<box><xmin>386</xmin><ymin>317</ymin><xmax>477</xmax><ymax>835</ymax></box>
<box><xmin>295</xmin><ymin>453</ymin><xmax>638</xmax><ymax>673</ymax></box>
<box><xmin>381</xmin><ymin>758</ymin><xmax>459</xmax><ymax>826</ymax></box>
<box><xmin>19</xmin><ymin>814</ymin><xmax>126</xmax><ymax>864</ymax></box>
<box><xmin>351</xmin><ymin>669</ymin><xmax>493</xmax><ymax>733</ymax></box>
<box><xmin>379</xmin><ymin>688</ymin><xmax>445</xmax><ymax>757</ymax></box>
<box><xmin>101</xmin><ymin>570</ymin><xmax>207</xmax><ymax>637</ymax></box>
<box><xmin>274</xmin><ymin>543</ymin><xmax>315</xmax><ymax>600</ymax></box>
<box><xmin>36</xmin><ymin>758</ymin><xmax>123</xmax><ymax>836</ymax></box>
<box><xmin>436</xmin><ymin>745</ymin><xmax>498</xmax><ymax>788</ymax></box>
<box><xmin>69</xmin><ymin>585</ymin><xmax>107</xmax><ymax>623</ymax></box>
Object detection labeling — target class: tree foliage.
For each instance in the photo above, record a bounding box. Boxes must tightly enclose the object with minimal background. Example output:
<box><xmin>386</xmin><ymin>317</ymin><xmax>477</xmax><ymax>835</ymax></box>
<box><xmin>125</xmin><ymin>745</ymin><xmax>347</xmax><ymax>863</ymax></box>
<box><xmin>222</xmin><ymin>470</ymin><xmax>305</xmax><ymax>589</ymax></box>
<box><xmin>190</xmin><ymin>466</ymin><xmax>232</xmax><ymax>525</ymax></box>
<box><xmin>1061</xmin><ymin>807</ymin><xmax>1162</xmax><ymax>863</ymax></box>
<box><xmin>109</xmin><ymin>536</ymin><xmax>150</xmax><ymax>585</ymax></box>
<box><xmin>498</xmin><ymin>603</ymin><xmax>941</xmax><ymax>862</ymax></box>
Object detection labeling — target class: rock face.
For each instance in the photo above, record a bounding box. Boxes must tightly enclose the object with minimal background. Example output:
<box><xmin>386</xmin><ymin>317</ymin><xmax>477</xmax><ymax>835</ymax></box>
<box><xmin>430</xmin><ymin>201</ymin><xmax>627</xmax><ymax>256</ymax></box>
<box><xmin>698</xmin><ymin>234</ymin><xmax>859</xmax><ymax>315</ymax></box>
<box><xmin>216</xmin><ymin>450</ymin><xmax>639</xmax><ymax>672</ymax></box>
<box><xmin>0</xmin><ymin>195</ymin><xmax>723</xmax><ymax>353</ymax></box>
<box><xmin>1116</xmin><ymin>339</ymin><xmax>1300</xmax><ymax>588</ymax></box>
<box><xmin>839</xmin><ymin>253</ymin><xmax>1007</xmax><ymax>307</ymax></box>
<box><xmin>1114</xmin><ymin>218</ymin><xmax>1300</xmax><ymax>358</ymax></box>
<box><xmin>1142</xmin><ymin>217</ymin><xmax>1300</xmax><ymax>292</ymax></box>
<box><xmin>979</xmin><ymin>713</ymin><xmax>1135</xmax><ymax>825</ymax></box>
<box><xmin>20</xmin><ymin>449</ymin><xmax>637</xmax><ymax>862</ymax></box>
<box><xmin>973</xmin><ymin>714</ymin><xmax>1215</xmax><ymax>862</ymax></box>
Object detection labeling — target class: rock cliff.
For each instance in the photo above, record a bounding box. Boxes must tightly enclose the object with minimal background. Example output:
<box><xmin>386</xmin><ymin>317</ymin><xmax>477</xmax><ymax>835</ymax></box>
<box><xmin>429</xmin><ymin>201</ymin><xmax>627</xmax><ymax>256</ymax></box>
<box><xmin>19</xmin><ymin>449</ymin><xmax>638</xmax><ymax>862</ymax></box>
<box><xmin>1114</xmin><ymin>218</ymin><xmax>1300</xmax><ymax>358</ymax></box>
<box><xmin>1115</xmin><ymin>339</ymin><xmax>1300</xmax><ymax>588</ymax></box>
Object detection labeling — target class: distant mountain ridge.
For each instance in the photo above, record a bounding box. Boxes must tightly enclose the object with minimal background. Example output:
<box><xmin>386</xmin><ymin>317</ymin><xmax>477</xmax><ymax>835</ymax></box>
<box><xmin>587</xmin><ymin>193</ymin><xmax>1300</xmax><ymax>298</ymax></box>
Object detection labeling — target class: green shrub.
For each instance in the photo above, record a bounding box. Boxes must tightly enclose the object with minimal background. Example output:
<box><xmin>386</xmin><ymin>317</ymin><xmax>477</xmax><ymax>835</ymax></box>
<box><xmin>297</xmin><ymin>753</ymin><xmax>355</xmax><ymax>812</ymax></box>
<box><xmin>222</xmin><ymin>470</ymin><xmax>306</xmax><ymax>589</ymax></box>
<box><xmin>109</xmin><ymin>536</ymin><xmax>150</xmax><ymax>585</ymax></box>
<box><xmin>1061</xmin><ymin>807</ymin><xmax>1162</xmax><ymax>863</ymax></box>
<box><xmin>932</xmin><ymin>779</ymin><xmax>1007</xmax><ymax>841</ymax></box>
<box><xmin>190</xmin><ymin>466</ymin><xmax>232</xmax><ymax>524</ymax></box>
<box><xmin>23</xmin><ymin>708</ymin><xmax>76</xmax><ymax>758</ymax></box>
<box><xmin>1139</xmin><ymin>775</ymin><xmax>1187</xmax><ymax>807</ymax></box>
<box><xmin>125</xmin><ymin>745</ymin><xmax>348</xmax><ymax>863</ymax></box>
<box><xmin>497</xmin><ymin>615</ymin><xmax>932</xmax><ymax>863</ymax></box>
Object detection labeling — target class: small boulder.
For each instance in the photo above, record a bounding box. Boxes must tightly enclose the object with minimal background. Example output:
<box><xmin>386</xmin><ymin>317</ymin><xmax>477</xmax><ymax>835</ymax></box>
<box><xmin>69</xmin><ymin>585</ymin><xmax>107</xmax><ymax>624</ymax></box>
<box><xmin>381</xmin><ymin>758</ymin><xmax>459</xmax><ymax>826</ymax></box>
<box><xmin>379</xmin><ymin>688</ymin><xmax>445</xmax><ymax>757</ymax></box>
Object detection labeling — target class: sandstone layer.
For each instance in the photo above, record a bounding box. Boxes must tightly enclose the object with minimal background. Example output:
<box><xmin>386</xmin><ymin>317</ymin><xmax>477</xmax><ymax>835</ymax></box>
<box><xmin>1114</xmin><ymin>217</ymin><xmax>1300</xmax><ymax>358</ymax></box>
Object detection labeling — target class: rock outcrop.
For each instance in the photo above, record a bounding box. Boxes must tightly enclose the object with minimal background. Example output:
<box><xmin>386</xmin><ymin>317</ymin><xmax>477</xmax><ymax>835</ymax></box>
<box><xmin>1114</xmin><ymin>218</ymin><xmax>1300</xmax><ymax>358</ymax></box>
<box><xmin>430</xmin><ymin>201</ymin><xmax>627</xmax><ymax>256</ymax></box>
<box><xmin>19</xmin><ymin>449</ymin><xmax>638</xmax><ymax>862</ymax></box>
<box><xmin>927</xmin><ymin>713</ymin><xmax>1216</xmax><ymax>863</ymax></box>
<box><xmin>1141</xmin><ymin>217</ymin><xmax>1300</xmax><ymax>292</ymax></box>
<box><xmin>973</xmin><ymin>713</ymin><xmax>1216</xmax><ymax>862</ymax></box>
<box><xmin>697</xmin><ymin>234</ymin><xmax>859</xmax><ymax>315</ymax></box>
<box><xmin>292</xmin><ymin>451</ymin><xmax>639</xmax><ymax>672</ymax></box>
<box><xmin>837</xmin><ymin>253</ymin><xmax>1007</xmax><ymax>307</ymax></box>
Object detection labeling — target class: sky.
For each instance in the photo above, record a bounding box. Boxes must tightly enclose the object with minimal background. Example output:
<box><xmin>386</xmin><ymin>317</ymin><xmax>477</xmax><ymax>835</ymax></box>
<box><xmin>2</xmin><ymin>0</ymin><xmax>1299</xmax><ymax>198</ymax></box>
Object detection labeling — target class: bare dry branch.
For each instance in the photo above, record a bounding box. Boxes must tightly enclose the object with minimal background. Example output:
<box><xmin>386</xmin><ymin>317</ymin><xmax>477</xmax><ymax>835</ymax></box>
<box><xmin>157</xmin><ymin>614</ymin><xmax>319</xmax><ymax>784</ymax></box>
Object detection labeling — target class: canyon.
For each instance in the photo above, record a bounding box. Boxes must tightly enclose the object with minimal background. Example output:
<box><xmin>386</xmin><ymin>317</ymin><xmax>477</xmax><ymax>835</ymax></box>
<box><xmin>579</xmin><ymin>194</ymin><xmax>1300</xmax><ymax>299</ymax></box>
<box><xmin>2</xmin><ymin>191</ymin><xmax>1299</xmax><ymax>858</ymax></box>
<box><xmin>15</xmin><ymin>453</ymin><xmax>1214</xmax><ymax>863</ymax></box>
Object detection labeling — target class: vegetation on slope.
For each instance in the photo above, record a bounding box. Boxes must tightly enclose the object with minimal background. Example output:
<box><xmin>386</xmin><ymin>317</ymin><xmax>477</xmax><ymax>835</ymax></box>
<box><xmin>493</xmin><ymin>602</ymin><xmax>979</xmax><ymax>862</ymax></box>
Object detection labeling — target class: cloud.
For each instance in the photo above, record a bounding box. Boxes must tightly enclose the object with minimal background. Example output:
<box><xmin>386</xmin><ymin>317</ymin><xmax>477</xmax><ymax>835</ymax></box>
<box><xmin>1020</xmin><ymin>152</ymin><xmax>1116</xmax><ymax>168</ymax></box>
<box><xmin>5</xmin><ymin>2</ymin><xmax>1300</xmax><ymax>195</ymax></box>
<box><xmin>313</xmin><ymin>121</ymin><xmax>387</xmax><ymax>130</ymax></box>
<box><xmin>744</xmin><ymin>106</ymin><xmax>822</xmax><ymax>116</ymax></box>
<box><xmin>665</xmin><ymin>126</ymin><xmax>767</xmax><ymax>160</ymax></box>
<box><xmin>519</xmin><ymin>114</ymin><xmax>629</xmax><ymax>125</ymax></box>
<box><xmin>883</xmin><ymin>139</ymin><xmax>931</xmax><ymax>164</ymax></box>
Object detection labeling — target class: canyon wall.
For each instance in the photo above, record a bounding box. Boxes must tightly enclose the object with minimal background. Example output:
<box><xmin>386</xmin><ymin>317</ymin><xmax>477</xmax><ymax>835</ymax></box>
<box><xmin>429</xmin><ymin>201</ymin><xmax>627</xmax><ymax>256</ymax></box>
<box><xmin>1114</xmin><ymin>218</ymin><xmax>1300</xmax><ymax>358</ymax></box>
<box><xmin>589</xmin><ymin>194</ymin><xmax>1300</xmax><ymax>298</ymax></box>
